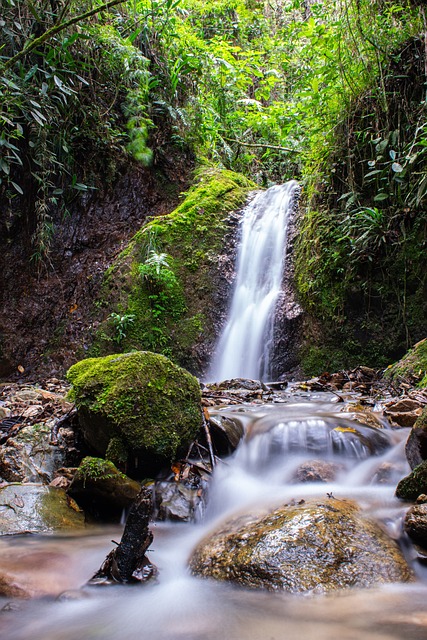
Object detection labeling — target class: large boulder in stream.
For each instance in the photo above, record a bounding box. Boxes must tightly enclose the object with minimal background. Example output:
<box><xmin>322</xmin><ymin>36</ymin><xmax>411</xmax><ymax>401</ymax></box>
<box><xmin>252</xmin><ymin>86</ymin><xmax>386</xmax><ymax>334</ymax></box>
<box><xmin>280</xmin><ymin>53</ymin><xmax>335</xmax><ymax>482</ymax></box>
<box><xmin>190</xmin><ymin>498</ymin><xmax>412</xmax><ymax>593</ymax></box>
<box><xmin>67</xmin><ymin>352</ymin><xmax>202</xmax><ymax>475</ymax></box>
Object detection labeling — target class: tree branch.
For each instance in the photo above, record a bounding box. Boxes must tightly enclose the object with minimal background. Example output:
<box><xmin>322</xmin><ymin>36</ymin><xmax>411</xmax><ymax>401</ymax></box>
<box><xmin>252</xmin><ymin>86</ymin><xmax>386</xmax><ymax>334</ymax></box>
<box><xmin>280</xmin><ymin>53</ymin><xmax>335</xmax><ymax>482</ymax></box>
<box><xmin>224</xmin><ymin>137</ymin><xmax>300</xmax><ymax>154</ymax></box>
<box><xmin>4</xmin><ymin>0</ymin><xmax>125</xmax><ymax>70</ymax></box>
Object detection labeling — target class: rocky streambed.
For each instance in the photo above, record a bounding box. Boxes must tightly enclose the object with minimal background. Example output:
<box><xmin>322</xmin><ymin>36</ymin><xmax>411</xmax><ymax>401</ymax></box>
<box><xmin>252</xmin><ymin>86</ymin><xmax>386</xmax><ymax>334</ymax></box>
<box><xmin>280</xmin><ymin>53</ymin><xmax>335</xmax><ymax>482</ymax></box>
<box><xmin>0</xmin><ymin>361</ymin><xmax>427</xmax><ymax>638</ymax></box>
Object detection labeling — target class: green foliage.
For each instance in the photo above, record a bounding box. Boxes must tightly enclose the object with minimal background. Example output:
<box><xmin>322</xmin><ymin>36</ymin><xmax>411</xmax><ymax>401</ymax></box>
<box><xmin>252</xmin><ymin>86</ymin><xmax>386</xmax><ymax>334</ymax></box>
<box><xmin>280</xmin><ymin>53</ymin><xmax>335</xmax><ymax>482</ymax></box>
<box><xmin>109</xmin><ymin>312</ymin><xmax>136</xmax><ymax>343</ymax></box>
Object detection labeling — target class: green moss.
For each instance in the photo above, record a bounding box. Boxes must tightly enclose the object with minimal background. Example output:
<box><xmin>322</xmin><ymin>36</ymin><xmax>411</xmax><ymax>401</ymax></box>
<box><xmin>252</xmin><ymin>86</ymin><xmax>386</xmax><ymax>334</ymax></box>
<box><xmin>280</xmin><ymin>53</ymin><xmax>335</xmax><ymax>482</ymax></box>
<box><xmin>67</xmin><ymin>351</ymin><xmax>202</xmax><ymax>462</ymax></box>
<box><xmin>75</xmin><ymin>456</ymin><xmax>122</xmax><ymax>484</ymax></box>
<box><xmin>384</xmin><ymin>339</ymin><xmax>427</xmax><ymax>388</ymax></box>
<box><xmin>396</xmin><ymin>460</ymin><xmax>427</xmax><ymax>501</ymax></box>
<box><xmin>90</xmin><ymin>167</ymin><xmax>255</xmax><ymax>372</ymax></box>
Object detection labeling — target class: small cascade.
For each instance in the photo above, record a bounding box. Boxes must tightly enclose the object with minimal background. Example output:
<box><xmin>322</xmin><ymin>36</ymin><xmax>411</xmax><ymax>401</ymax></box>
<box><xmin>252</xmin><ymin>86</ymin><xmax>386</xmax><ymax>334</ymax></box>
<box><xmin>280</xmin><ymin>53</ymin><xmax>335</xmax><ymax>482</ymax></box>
<box><xmin>208</xmin><ymin>180</ymin><xmax>300</xmax><ymax>382</ymax></box>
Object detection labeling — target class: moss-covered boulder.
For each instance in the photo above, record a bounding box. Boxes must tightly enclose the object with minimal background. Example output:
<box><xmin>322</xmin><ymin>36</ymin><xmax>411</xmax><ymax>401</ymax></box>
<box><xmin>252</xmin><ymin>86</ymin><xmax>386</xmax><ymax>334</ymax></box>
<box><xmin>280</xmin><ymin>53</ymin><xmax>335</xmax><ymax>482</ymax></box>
<box><xmin>396</xmin><ymin>460</ymin><xmax>427</xmax><ymax>501</ymax></box>
<box><xmin>384</xmin><ymin>339</ymin><xmax>427</xmax><ymax>388</ymax></box>
<box><xmin>90</xmin><ymin>167</ymin><xmax>255</xmax><ymax>375</ymax></box>
<box><xmin>67</xmin><ymin>352</ymin><xmax>202</xmax><ymax>474</ymax></box>
<box><xmin>190</xmin><ymin>498</ymin><xmax>412</xmax><ymax>593</ymax></box>
<box><xmin>68</xmin><ymin>457</ymin><xmax>141</xmax><ymax>520</ymax></box>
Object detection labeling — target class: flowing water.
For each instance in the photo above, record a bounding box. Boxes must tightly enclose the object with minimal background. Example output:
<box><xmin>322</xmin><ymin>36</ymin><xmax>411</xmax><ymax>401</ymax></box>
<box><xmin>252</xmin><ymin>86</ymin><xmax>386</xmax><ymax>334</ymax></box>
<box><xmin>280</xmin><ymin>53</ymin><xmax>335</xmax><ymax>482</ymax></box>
<box><xmin>1</xmin><ymin>394</ymin><xmax>427</xmax><ymax>640</ymax></box>
<box><xmin>1</xmin><ymin>184</ymin><xmax>426</xmax><ymax>637</ymax></box>
<box><xmin>208</xmin><ymin>181</ymin><xmax>299</xmax><ymax>381</ymax></box>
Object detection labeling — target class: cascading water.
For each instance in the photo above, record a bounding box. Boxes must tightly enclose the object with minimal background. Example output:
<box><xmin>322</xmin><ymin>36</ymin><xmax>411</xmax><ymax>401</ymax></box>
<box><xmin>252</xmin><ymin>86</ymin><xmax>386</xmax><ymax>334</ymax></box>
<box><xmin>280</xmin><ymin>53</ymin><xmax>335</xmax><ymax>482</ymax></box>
<box><xmin>2</xmin><ymin>395</ymin><xmax>427</xmax><ymax>640</ymax></box>
<box><xmin>208</xmin><ymin>181</ymin><xmax>300</xmax><ymax>382</ymax></box>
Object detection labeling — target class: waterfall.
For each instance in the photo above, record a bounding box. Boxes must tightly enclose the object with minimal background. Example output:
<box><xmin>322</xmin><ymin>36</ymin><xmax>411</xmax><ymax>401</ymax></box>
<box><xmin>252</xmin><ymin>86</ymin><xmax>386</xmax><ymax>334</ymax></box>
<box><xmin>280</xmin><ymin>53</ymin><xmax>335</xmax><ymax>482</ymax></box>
<box><xmin>209</xmin><ymin>180</ymin><xmax>300</xmax><ymax>382</ymax></box>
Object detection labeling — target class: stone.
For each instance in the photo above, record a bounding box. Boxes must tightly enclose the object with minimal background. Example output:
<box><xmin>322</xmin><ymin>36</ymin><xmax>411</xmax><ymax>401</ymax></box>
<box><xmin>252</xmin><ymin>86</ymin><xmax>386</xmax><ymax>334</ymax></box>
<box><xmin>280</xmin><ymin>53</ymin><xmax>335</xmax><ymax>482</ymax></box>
<box><xmin>384</xmin><ymin>398</ymin><xmax>424</xmax><ymax>428</ymax></box>
<box><xmin>67</xmin><ymin>456</ymin><xmax>141</xmax><ymax>519</ymax></box>
<box><xmin>371</xmin><ymin>461</ymin><xmax>407</xmax><ymax>485</ymax></box>
<box><xmin>404</xmin><ymin>504</ymin><xmax>427</xmax><ymax>548</ymax></box>
<box><xmin>0</xmin><ymin>484</ymin><xmax>85</xmax><ymax>535</ymax></box>
<box><xmin>405</xmin><ymin>407</ymin><xmax>427</xmax><ymax>469</ymax></box>
<box><xmin>292</xmin><ymin>459</ymin><xmax>343</xmax><ymax>483</ymax></box>
<box><xmin>207</xmin><ymin>414</ymin><xmax>244</xmax><ymax>455</ymax></box>
<box><xmin>67</xmin><ymin>352</ymin><xmax>202</xmax><ymax>474</ymax></box>
<box><xmin>0</xmin><ymin>423</ymin><xmax>66</xmax><ymax>483</ymax></box>
<box><xmin>190</xmin><ymin>498</ymin><xmax>412</xmax><ymax>593</ymax></box>
<box><xmin>396</xmin><ymin>461</ymin><xmax>427</xmax><ymax>501</ymax></box>
<box><xmin>155</xmin><ymin>480</ymin><xmax>207</xmax><ymax>522</ymax></box>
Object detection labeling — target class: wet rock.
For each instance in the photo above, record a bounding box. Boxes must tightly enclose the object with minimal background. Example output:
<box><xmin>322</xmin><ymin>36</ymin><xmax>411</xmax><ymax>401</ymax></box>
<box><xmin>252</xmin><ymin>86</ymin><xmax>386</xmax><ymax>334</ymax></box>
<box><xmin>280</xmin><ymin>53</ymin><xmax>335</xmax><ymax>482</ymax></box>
<box><xmin>211</xmin><ymin>379</ymin><xmax>263</xmax><ymax>391</ymax></box>
<box><xmin>371</xmin><ymin>461</ymin><xmax>407</xmax><ymax>485</ymax></box>
<box><xmin>404</xmin><ymin>504</ymin><xmax>427</xmax><ymax>548</ymax></box>
<box><xmin>0</xmin><ymin>423</ymin><xmax>66</xmax><ymax>483</ymax></box>
<box><xmin>292</xmin><ymin>460</ymin><xmax>343</xmax><ymax>483</ymax></box>
<box><xmin>405</xmin><ymin>407</ymin><xmax>427</xmax><ymax>469</ymax></box>
<box><xmin>190</xmin><ymin>498</ymin><xmax>412</xmax><ymax>593</ymax></box>
<box><xmin>0</xmin><ymin>547</ymin><xmax>80</xmax><ymax>599</ymax></box>
<box><xmin>396</xmin><ymin>461</ymin><xmax>427</xmax><ymax>501</ymax></box>
<box><xmin>246</xmin><ymin>411</ymin><xmax>391</xmax><ymax>459</ymax></box>
<box><xmin>0</xmin><ymin>484</ymin><xmax>85</xmax><ymax>534</ymax></box>
<box><xmin>68</xmin><ymin>457</ymin><xmax>140</xmax><ymax>519</ymax></box>
<box><xmin>67</xmin><ymin>352</ymin><xmax>202</xmax><ymax>475</ymax></box>
<box><xmin>384</xmin><ymin>398</ymin><xmax>424</xmax><ymax>428</ymax></box>
<box><xmin>343</xmin><ymin>404</ymin><xmax>387</xmax><ymax>429</ymax></box>
<box><xmin>207</xmin><ymin>414</ymin><xmax>244</xmax><ymax>455</ymax></box>
<box><xmin>155</xmin><ymin>480</ymin><xmax>207</xmax><ymax>522</ymax></box>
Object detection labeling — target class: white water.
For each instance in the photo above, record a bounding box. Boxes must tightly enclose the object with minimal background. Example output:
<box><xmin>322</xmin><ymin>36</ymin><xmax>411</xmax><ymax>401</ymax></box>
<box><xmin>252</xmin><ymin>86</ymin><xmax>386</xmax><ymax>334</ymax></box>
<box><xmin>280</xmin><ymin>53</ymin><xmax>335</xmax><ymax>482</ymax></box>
<box><xmin>208</xmin><ymin>181</ymin><xmax>300</xmax><ymax>382</ymax></box>
<box><xmin>2</xmin><ymin>398</ymin><xmax>427</xmax><ymax>640</ymax></box>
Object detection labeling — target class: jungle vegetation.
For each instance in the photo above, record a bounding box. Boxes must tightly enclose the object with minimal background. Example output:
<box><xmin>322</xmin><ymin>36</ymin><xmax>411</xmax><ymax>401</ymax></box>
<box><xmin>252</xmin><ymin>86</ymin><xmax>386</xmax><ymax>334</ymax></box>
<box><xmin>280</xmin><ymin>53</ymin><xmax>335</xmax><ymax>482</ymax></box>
<box><xmin>1</xmin><ymin>0</ymin><xmax>426</xmax><ymax>371</ymax></box>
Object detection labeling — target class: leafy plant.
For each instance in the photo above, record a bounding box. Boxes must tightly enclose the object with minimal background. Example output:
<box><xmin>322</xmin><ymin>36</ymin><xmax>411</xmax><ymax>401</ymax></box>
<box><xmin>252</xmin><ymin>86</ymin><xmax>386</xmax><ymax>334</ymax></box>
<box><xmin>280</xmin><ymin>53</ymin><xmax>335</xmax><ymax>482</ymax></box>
<box><xmin>109</xmin><ymin>312</ymin><xmax>136</xmax><ymax>343</ymax></box>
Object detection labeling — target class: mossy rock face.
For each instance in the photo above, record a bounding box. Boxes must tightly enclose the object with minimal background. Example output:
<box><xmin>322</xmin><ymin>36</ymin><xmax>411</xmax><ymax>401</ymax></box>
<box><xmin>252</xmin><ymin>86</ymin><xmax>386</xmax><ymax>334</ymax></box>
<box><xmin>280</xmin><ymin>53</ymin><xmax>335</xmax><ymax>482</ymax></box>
<box><xmin>90</xmin><ymin>167</ymin><xmax>256</xmax><ymax>375</ymax></box>
<box><xmin>396</xmin><ymin>460</ymin><xmax>427</xmax><ymax>501</ymax></box>
<box><xmin>190</xmin><ymin>498</ymin><xmax>412</xmax><ymax>593</ymax></box>
<box><xmin>67</xmin><ymin>352</ymin><xmax>202</xmax><ymax>468</ymax></box>
<box><xmin>384</xmin><ymin>339</ymin><xmax>427</xmax><ymax>388</ymax></box>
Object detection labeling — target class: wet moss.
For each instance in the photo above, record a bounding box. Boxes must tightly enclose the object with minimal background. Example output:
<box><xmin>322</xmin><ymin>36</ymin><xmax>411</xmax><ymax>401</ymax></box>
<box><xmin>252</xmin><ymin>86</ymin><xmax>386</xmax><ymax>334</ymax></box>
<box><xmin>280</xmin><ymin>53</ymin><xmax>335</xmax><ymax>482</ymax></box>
<box><xmin>384</xmin><ymin>339</ymin><xmax>427</xmax><ymax>388</ymax></box>
<box><xmin>67</xmin><ymin>351</ymin><xmax>202</xmax><ymax>463</ymax></box>
<box><xmin>396</xmin><ymin>460</ymin><xmax>427</xmax><ymax>501</ymax></box>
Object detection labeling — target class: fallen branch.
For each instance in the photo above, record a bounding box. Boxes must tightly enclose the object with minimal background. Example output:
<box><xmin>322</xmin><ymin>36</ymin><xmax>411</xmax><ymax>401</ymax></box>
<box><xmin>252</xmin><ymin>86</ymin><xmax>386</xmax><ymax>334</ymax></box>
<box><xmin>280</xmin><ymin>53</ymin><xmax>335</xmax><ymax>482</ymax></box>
<box><xmin>223</xmin><ymin>137</ymin><xmax>300</xmax><ymax>153</ymax></box>
<box><xmin>89</xmin><ymin>486</ymin><xmax>156</xmax><ymax>585</ymax></box>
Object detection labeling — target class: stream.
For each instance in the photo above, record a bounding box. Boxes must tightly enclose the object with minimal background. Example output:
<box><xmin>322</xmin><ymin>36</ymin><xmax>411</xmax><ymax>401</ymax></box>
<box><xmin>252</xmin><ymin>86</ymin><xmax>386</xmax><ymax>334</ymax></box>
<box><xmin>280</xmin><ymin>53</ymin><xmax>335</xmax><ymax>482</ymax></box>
<box><xmin>1</xmin><ymin>390</ymin><xmax>427</xmax><ymax>640</ymax></box>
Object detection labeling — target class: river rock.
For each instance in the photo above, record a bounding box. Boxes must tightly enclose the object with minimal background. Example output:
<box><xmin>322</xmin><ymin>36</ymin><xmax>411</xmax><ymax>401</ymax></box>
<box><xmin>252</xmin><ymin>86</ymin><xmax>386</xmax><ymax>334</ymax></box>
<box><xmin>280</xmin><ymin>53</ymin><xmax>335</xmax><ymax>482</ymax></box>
<box><xmin>384</xmin><ymin>398</ymin><xmax>424</xmax><ymax>428</ymax></box>
<box><xmin>292</xmin><ymin>460</ymin><xmax>343</xmax><ymax>483</ymax></box>
<box><xmin>67</xmin><ymin>457</ymin><xmax>141</xmax><ymax>519</ymax></box>
<box><xmin>67</xmin><ymin>352</ymin><xmax>202</xmax><ymax>475</ymax></box>
<box><xmin>190</xmin><ymin>498</ymin><xmax>412</xmax><ymax>593</ymax></box>
<box><xmin>207</xmin><ymin>414</ymin><xmax>244</xmax><ymax>455</ymax></box>
<box><xmin>405</xmin><ymin>406</ymin><xmax>427</xmax><ymax>469</ymax></box>
<box><xmin>155</xmin><ymin>480</ymin><xmax>207</xmax><ymax>522</ymax></box>
<box><xmin>0</xmin><ymin>423</ymin><xmax>66</xmax><ymax>483</ymax></box>
<box><xmin>396</xmin><ymin>460</ymin><xmax>427</xmax><ymax>501</ymax></box>
<box><xmin>0</xmin><ymin>484</ymin><xmax>85</xmax><ymax>535</ymax></box>
<box><xmin>404</xmin><ymin>504</ymin><xmax>427</xmax><ymax>548</ymax></box>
